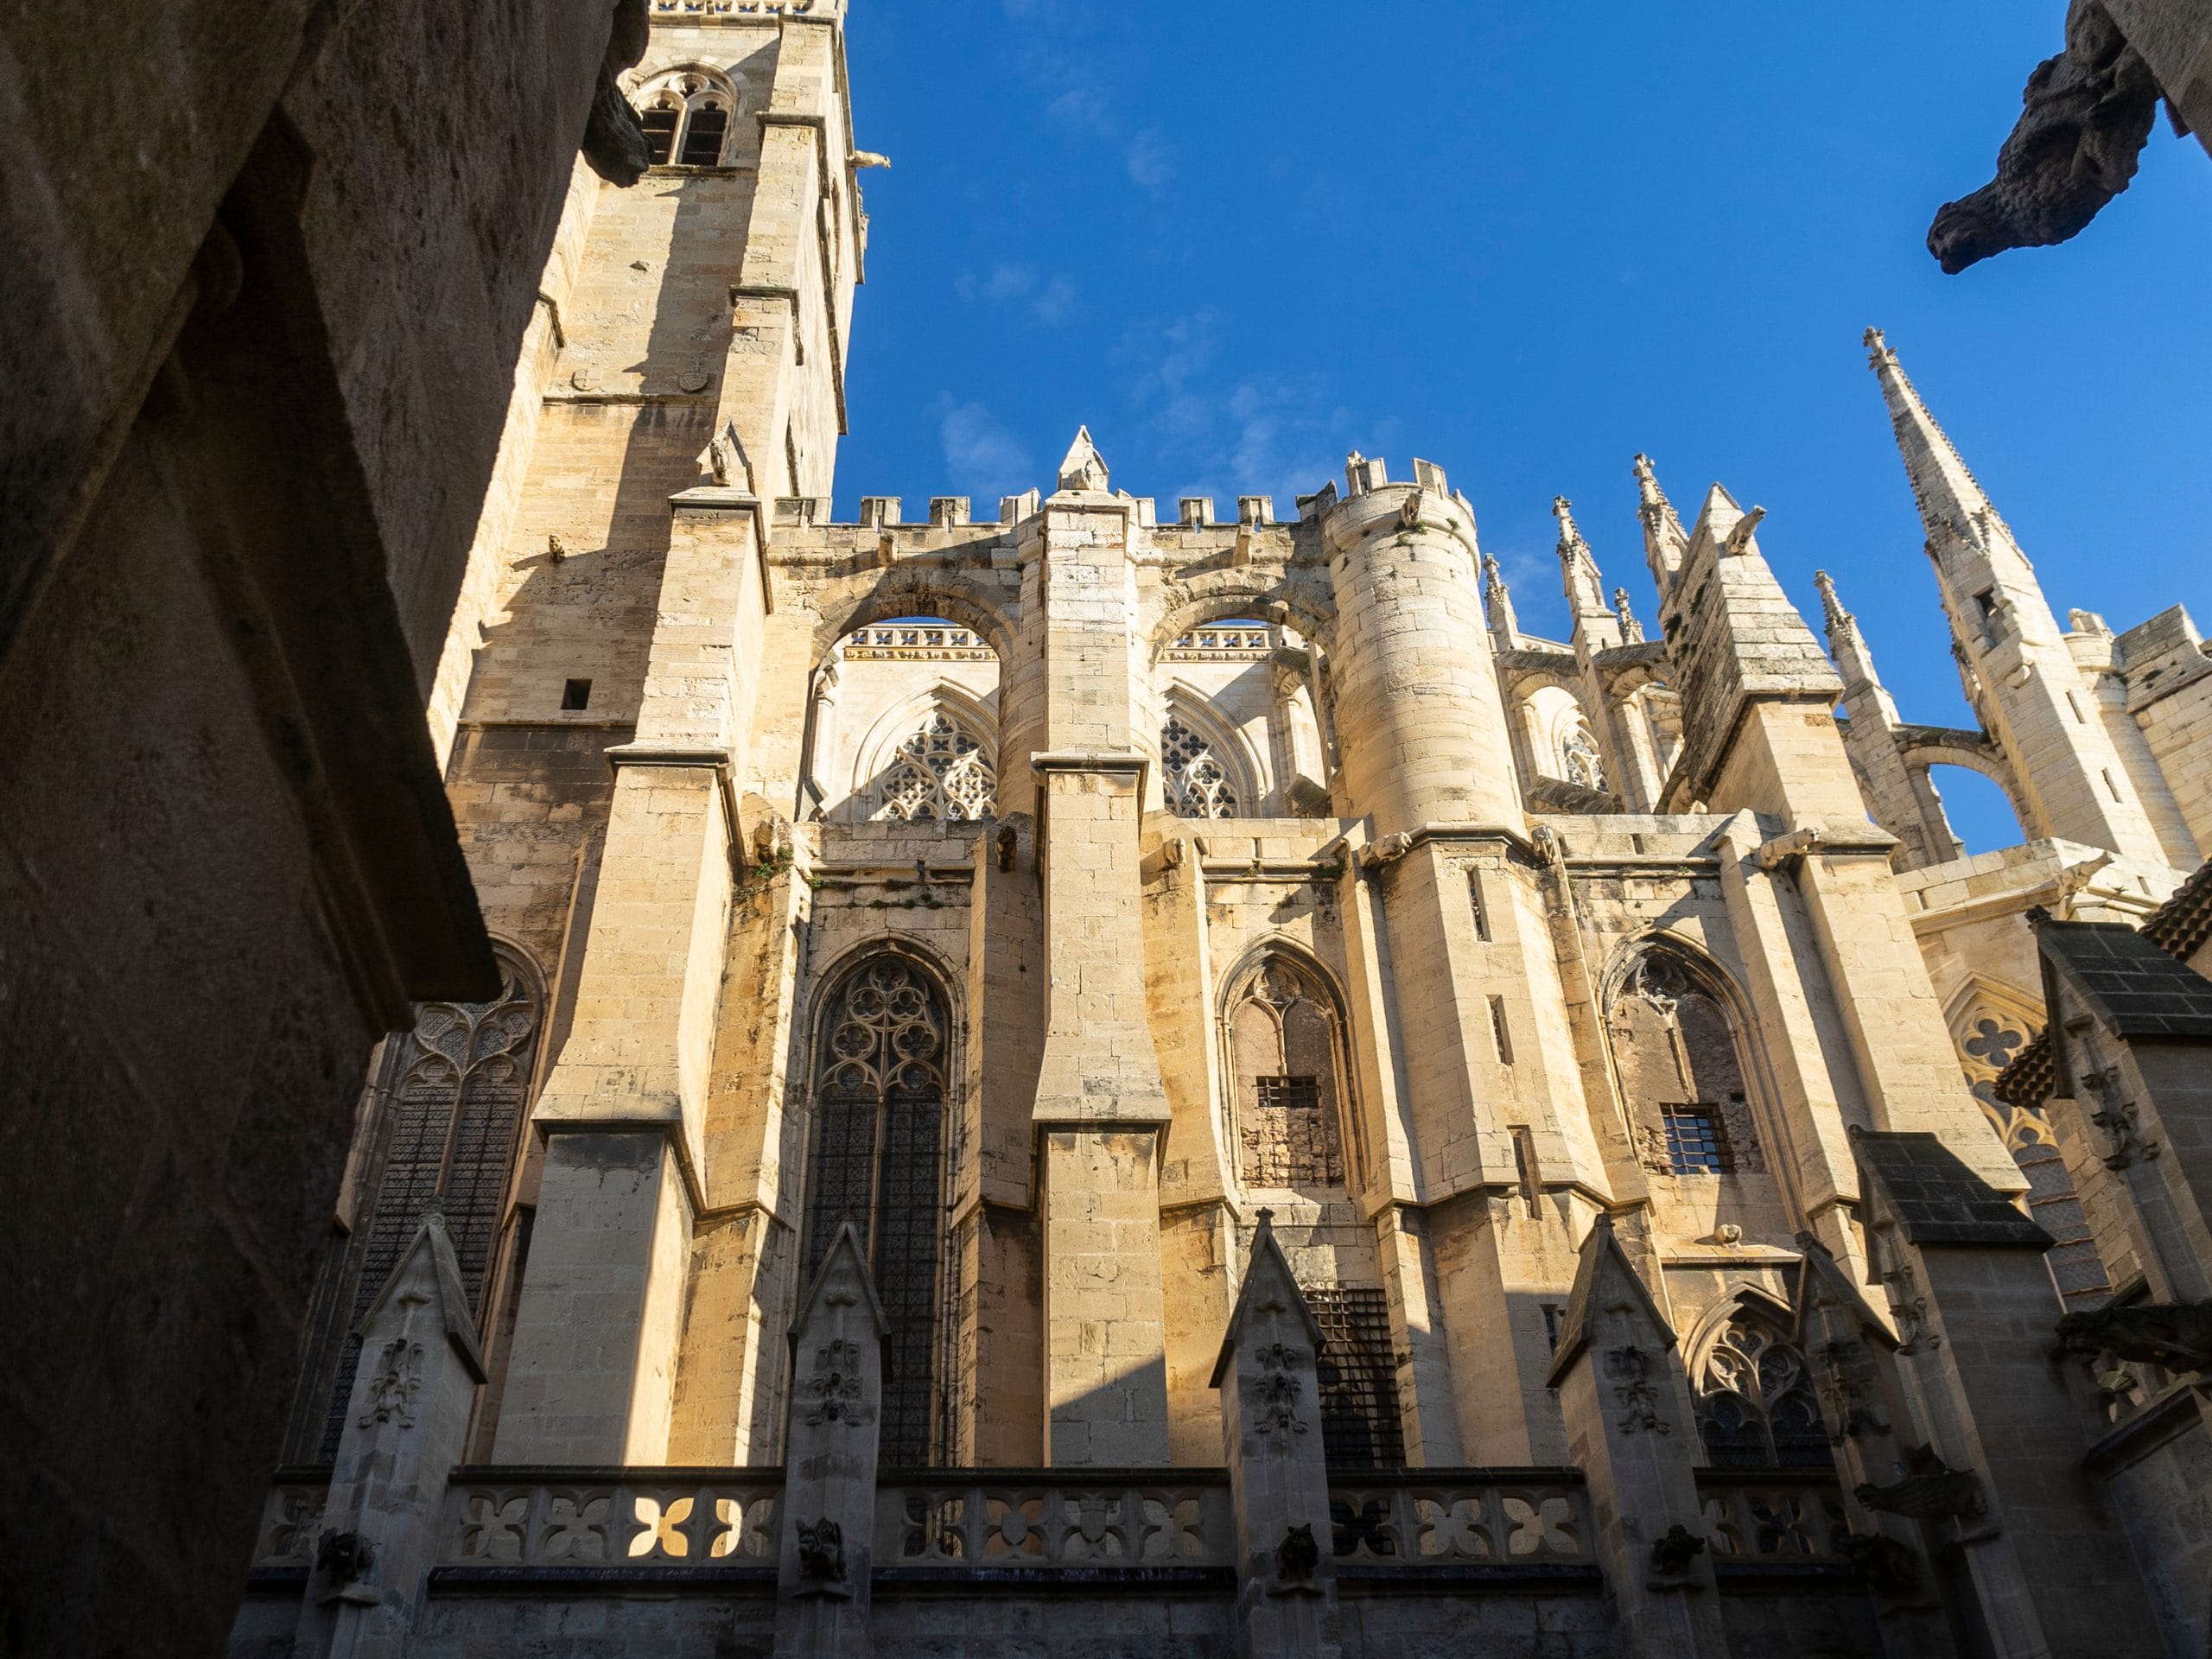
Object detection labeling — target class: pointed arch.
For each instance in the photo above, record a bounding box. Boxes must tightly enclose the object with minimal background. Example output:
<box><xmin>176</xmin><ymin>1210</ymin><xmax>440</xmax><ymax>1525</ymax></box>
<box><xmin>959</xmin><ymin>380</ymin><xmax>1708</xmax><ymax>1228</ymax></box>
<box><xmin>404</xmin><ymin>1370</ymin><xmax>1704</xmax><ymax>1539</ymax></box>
<box><xmin>846</xmin><ymin>682</ymin><xmax>1001</xmax><ymax>824</ymax></box>
<box><xmin>1217</xmin><ymin>943</ymin><xmax>1361</xmax><ymax>1192</ymax></box>
<box><xmin>1160</xmin><ymin>685</ymin><xmax>1260</xmax><ymax>819</ymax></box>
<box><xmin>1601</xmin><ymin>937</ymin><xmax>1766</xmax><ymax>1179</ymax></box>
<box><xmin>802</xmin><ymin>946</ymin><xmax>959</xmax><ymax>1468</ymax></box>
<box><xmin>1684</xmin><ymin>1287</ymin><xmax>1833</xmax><ymax>1470</ymax></box>
<box><xmin>626</xmin><ymin>64</ymin><xmax>741</xmax><ymax>166</ymax></box>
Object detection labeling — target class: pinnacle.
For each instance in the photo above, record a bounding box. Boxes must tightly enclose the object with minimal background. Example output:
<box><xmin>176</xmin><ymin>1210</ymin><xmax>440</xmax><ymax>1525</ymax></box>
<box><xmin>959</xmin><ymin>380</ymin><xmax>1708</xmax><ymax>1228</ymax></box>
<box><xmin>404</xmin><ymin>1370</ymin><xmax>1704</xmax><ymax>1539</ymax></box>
<box><xmin>1056</xmin><ymin>425</ymin><xmax>1110</xmax><ymax>493</ymax></box>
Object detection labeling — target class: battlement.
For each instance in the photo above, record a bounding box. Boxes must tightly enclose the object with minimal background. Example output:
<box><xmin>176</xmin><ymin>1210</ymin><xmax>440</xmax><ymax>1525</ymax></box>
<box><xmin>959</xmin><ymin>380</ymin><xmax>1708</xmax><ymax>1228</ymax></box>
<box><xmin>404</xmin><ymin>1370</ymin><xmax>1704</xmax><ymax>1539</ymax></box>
<box><xmin>648</xmin><ymin>0</ymin><xmax>843</xmax><ymax>22</ymax></box>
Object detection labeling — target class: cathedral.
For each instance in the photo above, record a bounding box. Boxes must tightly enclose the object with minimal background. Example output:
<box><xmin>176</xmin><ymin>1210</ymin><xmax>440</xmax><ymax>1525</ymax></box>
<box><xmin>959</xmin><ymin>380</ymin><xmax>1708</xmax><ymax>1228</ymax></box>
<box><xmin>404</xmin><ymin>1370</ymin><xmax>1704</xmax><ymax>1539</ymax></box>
<box><xmin>227</xmin><ymin>4</ymin><xmax>2212</xmax><ymax>1656</ymax></box>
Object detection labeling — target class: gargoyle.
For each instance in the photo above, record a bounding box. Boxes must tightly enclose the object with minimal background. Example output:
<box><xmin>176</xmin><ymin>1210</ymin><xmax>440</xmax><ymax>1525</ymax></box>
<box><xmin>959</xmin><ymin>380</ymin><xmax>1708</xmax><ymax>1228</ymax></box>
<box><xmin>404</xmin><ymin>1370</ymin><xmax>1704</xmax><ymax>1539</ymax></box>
<box><xmin>583</xmin><ymin>0</ymin><xmax>653</xmax><ymax>188</ymax></box>
<box><xmin>2056</xmin><ymin>1301</ymin><xmax>2212</xmax><ymax>1375</ymax></box>
<box><xmin>1276</xmin><ymin>1522</ymin><xmax>1323</xmax><ymax>1587</ymax></box>
<box><xmin>1929</xmin><ymin>0</ymin><xmax>2164</xmax><ymax>272</ymax></box>
<box><xmin>315</xmin><ymin>1529</ymin><xmax>372</xmax><ymax>1584</ymax></box>
<box><xmin>1649</xmin><ymin>1524</ymin><xmax>1706</xmax><ymax>1586</ymax></box>
<box><xmin>796</xmin><ymin>1517</ymin><xmax>847</xmax><ymax>1587</ymax></box>
<box><xmin>1856</xmin><ymin>1446</ymin><xmax>1986</xmax><ymax>1525</ymax></box>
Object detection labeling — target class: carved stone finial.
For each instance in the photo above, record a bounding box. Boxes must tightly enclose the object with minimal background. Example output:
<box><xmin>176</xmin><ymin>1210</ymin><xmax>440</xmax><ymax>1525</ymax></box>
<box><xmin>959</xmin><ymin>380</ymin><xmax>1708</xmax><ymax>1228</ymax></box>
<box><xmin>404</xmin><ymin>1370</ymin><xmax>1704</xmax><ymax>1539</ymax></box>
<box><xmin>1863</xmin><ymin>326</ymin><xmax>1892</xmax><ymax>365</ymax></box>
<box><xmin>1613</xmin><ymin>587</ymin><xmax>1645</xmax><ymax>644</ymax></box>
<box><xmin>1552</xmin><ymin>495</ymin><xmax>1585</xmax><ymax>551</ymax></box>
<box><xmin>1813</xmin><ymin>569</ymin><xmax>1854</xmax><ymax>637</ymax></box>
<box><xmin>1056</xmin><ymin>426</ymin><xmax>1110</xmax><ymax>493</ymax></box>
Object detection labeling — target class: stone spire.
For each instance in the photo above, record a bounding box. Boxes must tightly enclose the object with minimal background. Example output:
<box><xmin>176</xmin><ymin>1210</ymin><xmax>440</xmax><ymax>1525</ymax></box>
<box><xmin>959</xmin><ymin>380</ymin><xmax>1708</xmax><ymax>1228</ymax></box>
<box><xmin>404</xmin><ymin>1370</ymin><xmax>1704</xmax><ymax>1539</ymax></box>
<box><xmin>1815</xmin><ymin>570</ymin><xmax>1899</xmax><ymax>714</ymax></box>
<box><xmin>1554</xmin><ymin>496</ymin><xmax>1622</xmax><ymax>649</ymax></box>
<box><xmin>1482</xmin><ymin>552</ymin><xmax>1522</xmax><ymax>648</ymax></box>
<box><xmin>1613</xmin><ymin>588</ymin><xmax>1645</xmax><ymax>645</ymax></box>
<box><xmin>1632</xmin><ymin>453</ymin><xmax>1688</xmax><ymax>594</ymax></box>
<box><xmin>1864</xmin><ymin>327</ymin><xmax>2010</xmax><ymax>559</ymax></box>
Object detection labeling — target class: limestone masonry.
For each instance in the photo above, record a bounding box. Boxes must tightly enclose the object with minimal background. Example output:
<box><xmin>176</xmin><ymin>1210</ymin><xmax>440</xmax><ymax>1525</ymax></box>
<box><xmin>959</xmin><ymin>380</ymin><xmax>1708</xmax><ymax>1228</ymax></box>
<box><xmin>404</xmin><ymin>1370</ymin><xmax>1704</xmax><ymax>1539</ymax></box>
<box><xmin>232</xmin><ymin>5</ymin><xmax>2212</xmax><ymax>1656</ymax></box>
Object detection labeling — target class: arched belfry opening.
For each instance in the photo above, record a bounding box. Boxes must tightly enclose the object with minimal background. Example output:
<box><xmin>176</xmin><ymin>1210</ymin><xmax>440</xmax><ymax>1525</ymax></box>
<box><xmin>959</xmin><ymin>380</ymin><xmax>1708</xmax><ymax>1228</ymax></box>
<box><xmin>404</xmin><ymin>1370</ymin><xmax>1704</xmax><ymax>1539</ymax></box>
<box><xmin>803</xmin><ymin>951</ymin><xmax>955</xmax><ymax>1468</ymax></box>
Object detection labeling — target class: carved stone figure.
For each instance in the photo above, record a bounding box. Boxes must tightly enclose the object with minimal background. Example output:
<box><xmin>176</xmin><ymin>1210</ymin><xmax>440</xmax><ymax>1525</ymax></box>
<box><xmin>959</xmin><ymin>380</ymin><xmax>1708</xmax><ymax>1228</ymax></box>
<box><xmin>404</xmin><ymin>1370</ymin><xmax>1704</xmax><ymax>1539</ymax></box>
<box><xmin>1929</xmin><ymin>0</ymin><xmax>2164</xmax><ymax>271</ymax></box>
<box><xmin>1275</xmin><ymin>1523</ymin><xmax>1322</xmax><ymax>1587</ymax></box>
<box><xmin>1648</xmin><ymin>1524</ymin><xmax>1705</xmax><ymax>1586</ymax></box>
<box><xmin>315</xmin><ymin>1529</ymin><xmax>372</xmax><ymax>1586</ymax></box>
<box><xmin>796</xmin><ymin>1517</ymin><xmax>848</xmax><ymax>1588</ymax></box>
<box><xmin>2056</xmin><ymin>1301</ymin><xmax>2212</xmax><ymax>1374</ymax></box>
<box><xmin>1855</xmin><ymin>1446</ymin><xmax>1987</xmax><ymax>1525</ymax></box>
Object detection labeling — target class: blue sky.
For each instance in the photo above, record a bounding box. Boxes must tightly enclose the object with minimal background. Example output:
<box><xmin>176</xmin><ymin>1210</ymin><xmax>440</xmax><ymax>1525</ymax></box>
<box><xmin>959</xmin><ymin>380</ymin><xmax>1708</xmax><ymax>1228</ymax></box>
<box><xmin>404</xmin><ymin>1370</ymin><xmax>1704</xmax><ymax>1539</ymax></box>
<box><xmin>837</xmin><ymin>2</ymin><xmax>2212</xmax><ymax>854</ymax></box>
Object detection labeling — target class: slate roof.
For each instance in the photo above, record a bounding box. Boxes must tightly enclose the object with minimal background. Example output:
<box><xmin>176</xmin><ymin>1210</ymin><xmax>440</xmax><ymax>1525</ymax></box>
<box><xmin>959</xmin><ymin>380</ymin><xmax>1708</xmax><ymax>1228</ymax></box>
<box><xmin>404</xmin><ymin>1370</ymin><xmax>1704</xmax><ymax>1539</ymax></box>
<box><xmin>2036</xmin><ymin>918</ymin><xmax>2212</xmax><ymax>1042</ymax></box>
<box><xmin>1853</xmin><ymin>1131</ymin><xmax>2054</xmax><ymax>1249</ymax></box>
<box><xmin>2143</xmin><ymin>859</ymin><xmax>2212</xmax><ymax>963</ymax></box>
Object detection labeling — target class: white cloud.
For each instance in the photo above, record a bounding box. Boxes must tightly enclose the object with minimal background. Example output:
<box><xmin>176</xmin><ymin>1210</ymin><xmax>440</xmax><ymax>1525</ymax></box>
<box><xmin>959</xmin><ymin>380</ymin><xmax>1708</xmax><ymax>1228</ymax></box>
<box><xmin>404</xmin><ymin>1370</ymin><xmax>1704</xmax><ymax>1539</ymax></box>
<box><xmin>1125</xmin><ymin>128</ymin><xmax>1175</xmax><ymax>195</ymax></box>
<box><xmin>954</xmin><ymin>264</ymin><xmax>1079</xmax><ymax>326</ymax></box>
<box><xmin>932</xmin><ymin>395</ymin><xmax>1036</xmax><ymax>500</ymax></box>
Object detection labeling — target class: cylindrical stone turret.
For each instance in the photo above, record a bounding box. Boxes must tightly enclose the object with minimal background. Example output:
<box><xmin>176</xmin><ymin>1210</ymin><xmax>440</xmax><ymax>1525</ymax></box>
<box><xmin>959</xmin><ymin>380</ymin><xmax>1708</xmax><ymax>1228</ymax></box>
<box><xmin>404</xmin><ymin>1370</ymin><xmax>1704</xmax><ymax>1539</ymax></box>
<box><xmin>1321</xmin><ymin>467</ymin><xmax>1521</xmax><ymax>835</ymax></box>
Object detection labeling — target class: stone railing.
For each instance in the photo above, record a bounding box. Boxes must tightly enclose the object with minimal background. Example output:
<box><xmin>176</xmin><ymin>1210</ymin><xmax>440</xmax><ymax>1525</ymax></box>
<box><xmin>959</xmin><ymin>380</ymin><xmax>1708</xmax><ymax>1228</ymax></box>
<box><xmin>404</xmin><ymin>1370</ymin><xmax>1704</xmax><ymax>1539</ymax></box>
<box><xmin>1327</xmin><ymin>1471</ymin><xmax>1596</xmax><ymax>1573</ymax></box>
<box><xmin>249</xmin><ymin>1471</ymin><xmax>332</xmax><ymax>1574</ymax></box>
<box><xmin>1694</xmin><ymin>1470</ymin><xmax>1852</xmax><ymax>1568</ymax></box>
<box><xmin>439</xmin><ymin>1469</ymin><xmax>784</xmax><ymax>1571</ymax></box>
<box><xmin>874</xmin><ymin>1472</ymin><xmax>1236</xmax><ymax>1575</ymax></box>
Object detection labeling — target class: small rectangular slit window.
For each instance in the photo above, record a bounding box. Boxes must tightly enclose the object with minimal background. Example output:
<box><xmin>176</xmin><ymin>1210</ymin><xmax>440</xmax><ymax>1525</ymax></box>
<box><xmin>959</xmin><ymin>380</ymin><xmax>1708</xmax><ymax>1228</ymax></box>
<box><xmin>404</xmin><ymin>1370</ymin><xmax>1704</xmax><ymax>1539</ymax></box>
<box><xmin>2067</xmin><ymin>691</ymin><xmax>2086</xmax><ymax>723</ymax></box>
<box><xmin>1469</xmin><ymin>870</ymin><xmax>1491</xmax><ymax>942</ymax></box>
<box><xmin>1511</xmin><ymin>1126</ymin><xmax>1540</xmax><ymax>1215</ymax></box>
<box><xmin>2105</xmin><ymin>768</ymin><xmax>2124</xmax><ymax>803</ymax></box>
<box><xmin>1490</xmin><ymin>997</ymin><xmax>1515</xmax><ymax>1065</ymax></box>
<box><xmin>1661</xmin><ymin>1103</ymin><xmax>1728</xmax><ymax>1175</ymax></box>
<box><xmin>561</xmin><ymin>678</ymin><xmax>593</xmax><ymax>712</ymax></box>
<box><xmin>1541</xmin><ymin>1301</ymin><xmax>1564</xmax><ymax>1352</ymax></box>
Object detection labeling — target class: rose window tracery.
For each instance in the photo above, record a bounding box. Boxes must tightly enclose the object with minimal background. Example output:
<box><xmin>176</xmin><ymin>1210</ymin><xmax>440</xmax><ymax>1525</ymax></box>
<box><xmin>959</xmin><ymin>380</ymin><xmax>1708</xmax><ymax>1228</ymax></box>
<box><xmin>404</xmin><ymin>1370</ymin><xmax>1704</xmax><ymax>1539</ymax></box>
<box><xmin>874</xmin><ymin>712</ymin><xmax>997</xmax><ymax>823</ymax></box>
<box><xmin>1162</xmin><ymin>715</ymin><xmax>1241</xmax><ymax>818</ymax></box>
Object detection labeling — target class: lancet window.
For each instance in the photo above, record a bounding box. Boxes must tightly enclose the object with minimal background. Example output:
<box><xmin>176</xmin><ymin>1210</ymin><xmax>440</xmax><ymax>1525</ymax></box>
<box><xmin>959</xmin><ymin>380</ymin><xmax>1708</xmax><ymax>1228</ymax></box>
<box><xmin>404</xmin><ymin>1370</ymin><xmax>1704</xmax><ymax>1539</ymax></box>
<box><xmin>314</xmin><ymin>955</ymin><xmax>541</xmax><ymax>1459</ymax></box>
<box><xmin>874</xmin><ymin>711</ymin><xmax>997</xmax><ymax>823</ymax></box>
<box><xmin>1162</xmin><ymin>714</ymin><xmax>1242</xmax><ymax>818</ymax></box>
<box><xmin>804</xmin><ymin>955</ymin><xmax>951</xmax><ymax>1467</ymax></box>
<box><xmin>1694</xmin><ymin>1307</ymin><xmax>1832</xmax><ymax>1470</ymax></box>
<box><xmin>1607</xmin><ymin>946</ymin><xmax>1764</xmax><ymax>1178</ymax></box>
<box><xmin>635</xmin><ymin>72</ymin><xmax>735</xmax><ymax>167</ymax></box>
<box><xmin>1227</xmin><ymin>955</ymin><xmax>1350</xmax><ymax>1190</ymax></box>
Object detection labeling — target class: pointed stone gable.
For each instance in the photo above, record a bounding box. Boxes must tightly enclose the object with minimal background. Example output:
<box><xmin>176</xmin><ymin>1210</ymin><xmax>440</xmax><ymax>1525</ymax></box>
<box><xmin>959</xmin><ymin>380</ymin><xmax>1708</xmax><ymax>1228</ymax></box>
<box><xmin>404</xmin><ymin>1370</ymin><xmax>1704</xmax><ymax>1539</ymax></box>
<box><xmin>1789</xmin><ymin>1232</ymin><xmax>1901</xmax><ymax>1353</ymax></box>
<box><xmin>1210</xmin><ymin>1211</ymin><xmax>1323</xmax><ymax>1389</ymax></box>
<box><xmin>1546</xmin><ymin>1212</ymin><xmax>1677</xmax><ymax>1387</ymax></box>
<box><xmin>357</xmin><ymin>1211</ymin><xmax>488</xmax><ymax>1383</ymax></box>
<box><xmin>793</xmin><ymin>1221</ymin><xmax>891</xmax><ymax>1347</ymax></box>
<box><xmin>1055</xmin><ymin>426</ymin><xmax>1110</xmax><ymax>494</ymax></box>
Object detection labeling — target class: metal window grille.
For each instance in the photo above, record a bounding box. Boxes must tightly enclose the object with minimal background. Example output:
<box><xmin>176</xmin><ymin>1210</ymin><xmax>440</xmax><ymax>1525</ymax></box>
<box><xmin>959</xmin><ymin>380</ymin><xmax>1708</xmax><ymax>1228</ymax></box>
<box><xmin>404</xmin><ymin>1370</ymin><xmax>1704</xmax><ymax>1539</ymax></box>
<box><xmin>640</xmin><ymin>105</ymin><xmax>678</xmax><ymax>165</ymax></box>
<box><xmin>1662</xmin><ymin>1103</ymin><xmax>1729</xmax><ymax>1175</ymax></box>
<box><xmin>678</xmin><ymin>105</ymin><xmax>728</xmax><ymax>165</ymax></box>
<box><xmin>1306</xmin><ymin>1286</ymin><xmax>1405</xmax><ymax>1472</ymax></box>
<box><xmin>1256</xmin><ymin>1075</ymin><xmax>1320</xmax><ymax>1112</ymax></box>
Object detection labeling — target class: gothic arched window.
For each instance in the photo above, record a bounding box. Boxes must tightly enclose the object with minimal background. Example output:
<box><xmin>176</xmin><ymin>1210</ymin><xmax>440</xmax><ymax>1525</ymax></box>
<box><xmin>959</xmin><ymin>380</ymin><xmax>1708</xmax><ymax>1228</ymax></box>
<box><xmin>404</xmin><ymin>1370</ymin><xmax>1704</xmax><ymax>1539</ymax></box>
<box><xmin>1562</xmin><ymin>723</ymin><xmax>1605</xmax><ymax>791</ymax></box>
<box><xmin>1694</xmin><ymin>1306</ymin><xmax>1832</xmax><ymax>1470</ymax></box>
<box><xmin>1226</xmin><ymin>955</ymin><xmax>1351</xmax><ymax>1190</ymax></box>
<box><xmin>1607</xmin><ymin>946</ymin><xmax>1764</xmax><ymax>1178</ymax></box>
<box><xmin>874</xmin><ymin>710</ymin><xmax>997</xmax><ymax>823</ymax></box>
<box><xmin>804</xmin><ymin>955</ymin><xmax>951</xmax><ymax>1467</ymax></box>
<box><xmin>635</xmin><ymin>71</ymin><xmax>735</xmax><ymax>167</ymax></box>
<box><xmin>1163</xmin><ymin>714</ymin><xmax>1242</xmax><ymax>818</ymax></box>
<box><xmin>315</xmin><ymin>955</ymin><xmax>541</xmax><ymax>1459</ymax></box>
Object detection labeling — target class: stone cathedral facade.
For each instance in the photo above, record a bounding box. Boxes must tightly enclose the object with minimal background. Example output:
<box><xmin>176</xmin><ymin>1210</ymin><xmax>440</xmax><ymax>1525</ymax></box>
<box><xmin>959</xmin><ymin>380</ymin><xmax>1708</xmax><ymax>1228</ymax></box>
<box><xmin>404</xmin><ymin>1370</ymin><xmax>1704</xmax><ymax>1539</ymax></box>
<box><xmin>232</xmin><ymin>5</ymin><xmax>2212</xmax><ymax>1657</ymax></box>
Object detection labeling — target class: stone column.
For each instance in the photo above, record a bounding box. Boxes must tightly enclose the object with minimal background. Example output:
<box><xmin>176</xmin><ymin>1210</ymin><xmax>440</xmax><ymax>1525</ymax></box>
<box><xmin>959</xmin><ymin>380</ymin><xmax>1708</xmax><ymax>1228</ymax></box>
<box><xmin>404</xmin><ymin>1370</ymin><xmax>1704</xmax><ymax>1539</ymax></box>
<box><xmin>1547</xmin><ymin>1215</ymin><xmax>1731</xmax><ymax>1659</ymax></box>
<box><xmin>295</xmin><ymin>1213</ymin><xmax>486</xmax><ymax>1659</ymax></box>
<box><xmin>1853</xmin><ymin>1130</ymin><xmax>2167</xmax><ymax>1659</ymax></box>
<box><xmin>1027</xmin><ymin>435</ymin><xmax>1174</xmax><ymax>1468</ymax></box>
<box><xmin>1211</xmin><ymin>1213</ymin><xmax>1344</xmax><ymax>1659</ymax></box>
<box><xmin>802</xmin><ymin>647</ymin><xmax>842</xmax><ymax>819</ymax></box>
<box><xmin>1791</xmin><ymin>1236</ymin><xmax>1955</xmax><ymax>1659</ymax></box>
<box><xmin>495</xmin><ymin>490</ymin><xmax>763</xmax><ymax>1463</ymax></box>
<box><xmin>776</xmin><ymin>1224</ymin><xmax>887</xmax><ymax>1659</ymax></box>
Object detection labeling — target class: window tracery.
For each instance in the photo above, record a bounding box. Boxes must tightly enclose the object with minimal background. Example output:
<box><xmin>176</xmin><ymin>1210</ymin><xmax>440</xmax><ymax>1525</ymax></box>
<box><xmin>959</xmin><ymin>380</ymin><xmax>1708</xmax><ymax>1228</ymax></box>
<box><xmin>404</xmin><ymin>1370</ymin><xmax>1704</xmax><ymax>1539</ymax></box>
<box><xmin>1607</xmin><ymin>947</ymin><xmax>1764</xmax><ymax>1177</ymax></box>
<box><xmin>1694</xmin><ymin>1310</ymin><xmax>1832</xmax><ymax>1470</ymax></box>
<box><xmin>1162</xmin><ymin>714</ymin><xmax>1242</xmax><ymax>818</ymax></box>
<box><xmin>1228</xmin><ymin>956</ymin><xmax>1349</xmax><ymax>1189</ymax></box>
<box><xmin>804</xmin><ymin>956</ymin><xmax>951</xmax><ymax>1468</ymax></box>
<box><xmin>634</xmin><ymin>72</ymin><xmax>735</xmax><ymax>167</ymax></box>
<box><xmin>1562</xmin><ymin>724</ymin><xmax>1606</xmax><ymax>791</ymax></box>
<box><xmin>874</xmin><ymin>711</ymin><xmax>997</xmax><ymax>823</ymax></box>
<box><xmin>317</xmin><ymin>959</ymin><xmax>541</xmax><ymax>1459</ymax></box>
